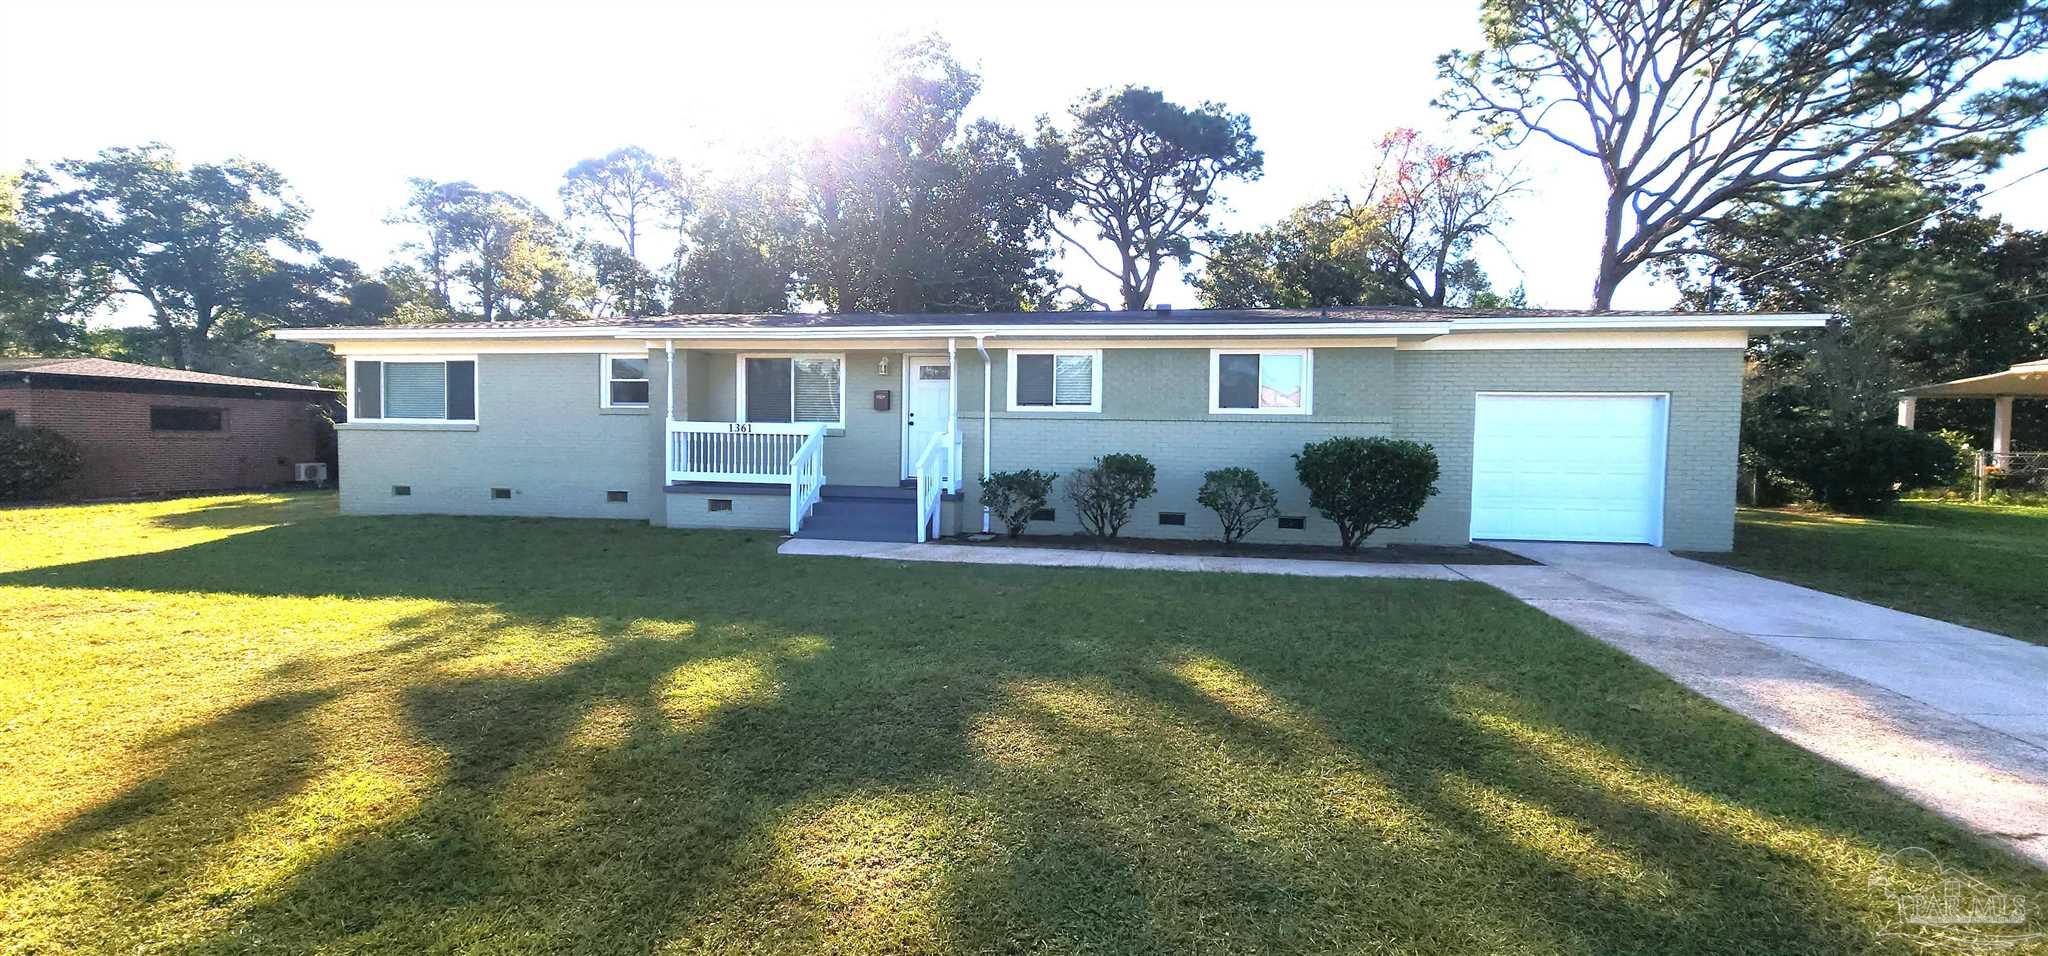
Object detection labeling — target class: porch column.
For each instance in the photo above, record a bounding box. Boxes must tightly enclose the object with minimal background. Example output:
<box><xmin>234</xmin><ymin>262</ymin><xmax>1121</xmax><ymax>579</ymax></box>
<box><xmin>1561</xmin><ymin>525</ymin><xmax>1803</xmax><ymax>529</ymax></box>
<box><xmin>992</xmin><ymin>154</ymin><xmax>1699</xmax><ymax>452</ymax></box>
<box><xmin>1896</xmin><ymin>397</ymin><xmax>1917</xmax><ymax>428</ymax></box>
<box><xmin>1994</xmin><ymin>395</ymin><xmax>2015</xmax><ymax>460</ymax></box>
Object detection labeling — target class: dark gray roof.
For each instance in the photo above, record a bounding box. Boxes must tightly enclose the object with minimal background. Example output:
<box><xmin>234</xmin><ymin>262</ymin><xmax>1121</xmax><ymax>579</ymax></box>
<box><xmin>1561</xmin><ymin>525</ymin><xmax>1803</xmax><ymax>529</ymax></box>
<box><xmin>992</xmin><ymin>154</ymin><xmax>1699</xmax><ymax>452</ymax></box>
<box><xmin>325</xmin><ymin>306</ymin><xmax>1809</xmax><ymax>333</ymax></box>
<box><xmin>0</xmin><ymin>356</ymin><xmax>332</xmax><ymax>392</ymax></box>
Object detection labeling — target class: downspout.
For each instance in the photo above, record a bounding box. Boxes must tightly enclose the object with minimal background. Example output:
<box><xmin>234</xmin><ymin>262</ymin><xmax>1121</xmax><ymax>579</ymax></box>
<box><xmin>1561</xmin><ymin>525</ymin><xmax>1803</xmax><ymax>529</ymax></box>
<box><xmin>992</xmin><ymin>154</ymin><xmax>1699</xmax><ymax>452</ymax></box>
<box><xmin>664</xmin><ymin>340</ymin><xmax>675</xmax><ymax>422</ymax></box>
<box><xmin>946</xmin><ymin>337</ymin><xmax>958</xmax><ymax>491</ymax></box>
<box><xmin>976</xmin><ymin>334</ymin><xmax>992</xmax><ymax>533</ymax></box>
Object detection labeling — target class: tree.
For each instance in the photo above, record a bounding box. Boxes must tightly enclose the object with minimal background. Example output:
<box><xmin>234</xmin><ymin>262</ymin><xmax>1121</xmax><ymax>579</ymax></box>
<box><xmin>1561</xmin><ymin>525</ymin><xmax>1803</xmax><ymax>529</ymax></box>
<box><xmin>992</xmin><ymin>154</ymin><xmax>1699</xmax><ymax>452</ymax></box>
<box><xmin>670</xmin><ymin>154</ymin><xmax>803</xmax><ymax>313</ymax></box>
<box><xmin>35</xmin><ymin>144</ymin><xmax>349</xmax><ymax>370</ymax></box>
<box><xmin>1438</xmin><ymin>0</ymin><xmax>2048</xmax><ymax>308</ymax></box>
<box><xmin>1192</xmin><ymin>200</ymin><xmax>1411</xmax><ymax>309</ymax></box>
<box><xmin>799</xmin><ymin>35</ymin><xmax>1056</xmax><ymax>313</ymax></box>
<box><xmin>396</xmin><ymin>180</ymin><xmax>590</xmax><ymax>322</ymax></box>
<box><xmin>560</xmin><ymin>146</ymin><xmax>686</xmax><ymax>317</ymax></box>
<box><xmin>0</xmin><ymin>168</ymin><xmax>105</xmax><ymax>355</ymax></box>
<box><xmin>1331</xmin><ymin>129</ymin><xmax>1523</xmax><ymax>307</ymax></box>
<box><xmin>1034</xmin><ymin>86</ymin><xmax>1263</xmax><ymax>309</ymax></box>
<box><xmin>1673</xmin><ymin>170</ymin><xmax>2048</xmax><ymax>449</ymax></box>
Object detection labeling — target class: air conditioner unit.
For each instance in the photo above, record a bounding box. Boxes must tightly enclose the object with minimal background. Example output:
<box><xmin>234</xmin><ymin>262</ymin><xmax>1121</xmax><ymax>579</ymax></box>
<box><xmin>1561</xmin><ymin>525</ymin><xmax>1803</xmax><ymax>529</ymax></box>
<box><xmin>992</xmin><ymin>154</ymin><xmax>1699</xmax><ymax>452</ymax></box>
<box><xmin>292</xmin><ymin>462</ymin><xmax>330</xmax><ymax>483</ymax></box>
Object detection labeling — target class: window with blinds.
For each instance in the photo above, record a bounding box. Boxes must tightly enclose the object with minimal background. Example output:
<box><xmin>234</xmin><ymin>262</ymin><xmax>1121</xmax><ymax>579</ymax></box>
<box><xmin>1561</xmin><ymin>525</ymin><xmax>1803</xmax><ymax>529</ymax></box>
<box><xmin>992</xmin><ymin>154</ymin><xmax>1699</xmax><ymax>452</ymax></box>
<box><xmin>741</xmin><ymin>356</ymin><xmax>843</xmax><ymax>426</ymax></box>
<box><xmin>1010</xmin><ymin>351</ymin><xmax>1099</xmax><ymax>411</ymax></box>
<box><xmin>351</xmin><ymin>359</ymin><xmax>476</xmax><ymax>422</ymax></box>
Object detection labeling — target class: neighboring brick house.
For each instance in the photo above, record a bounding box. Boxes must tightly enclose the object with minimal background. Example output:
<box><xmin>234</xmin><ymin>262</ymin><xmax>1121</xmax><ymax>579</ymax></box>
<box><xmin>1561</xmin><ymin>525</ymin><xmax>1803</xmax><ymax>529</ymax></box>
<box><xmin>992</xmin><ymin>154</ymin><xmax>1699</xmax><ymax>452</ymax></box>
<box><xmin>0</xmin><ymin>357</ymin><xmax>336</xmax><ymax>500</ymax></box>
<box><xmin>277</xmin><ymin>307</ymin><xmax>1828</xmax><ymax>551</ymax></box>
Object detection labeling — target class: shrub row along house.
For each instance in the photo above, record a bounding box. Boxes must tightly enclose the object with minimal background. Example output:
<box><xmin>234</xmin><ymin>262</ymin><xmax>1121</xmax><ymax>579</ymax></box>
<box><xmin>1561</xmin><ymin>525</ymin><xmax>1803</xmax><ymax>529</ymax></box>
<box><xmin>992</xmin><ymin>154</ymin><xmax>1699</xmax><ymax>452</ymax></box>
<box><xmin>275</xmin><ymin>307</ymin><xmax>1824</xmax><ymax>550</ymax></box>
<box><xmin>0</xmin><ymin>357</ymin><xmax>336</xmax><ymax>500</ymax></box>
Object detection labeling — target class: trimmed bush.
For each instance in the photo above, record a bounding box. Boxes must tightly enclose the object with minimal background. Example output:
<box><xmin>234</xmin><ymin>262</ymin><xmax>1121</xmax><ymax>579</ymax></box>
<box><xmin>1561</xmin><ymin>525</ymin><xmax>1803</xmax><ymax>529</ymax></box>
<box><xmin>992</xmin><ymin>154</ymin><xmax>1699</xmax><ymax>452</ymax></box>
<box><xmin>1747</xmin><ymin>414</ymin><xmax>1958</xmax><ymax>515</ymax></box>
<box><xmin>979</xmin><ymin>469</ymin><xmax>1058</xmax><ymax>538</ymax></box>
<box><xmin>1066</xmin><ymin>452</ymin><xmax>1157</xmax><ymax>538</ymax></box>
<box><xmin>0</xmin><ymin>427</ymin><xmax>82</xmax><ymax>501</ymax></box>
<box><xmin>1197</xmin><ymin>467</ymin><xmax>1279</xmax><ymax>546</ymax></box>
<box><xmin>1293</xmin><ymin>436</ymin><xmax>1439</xmax><ymax>550</ymax></box>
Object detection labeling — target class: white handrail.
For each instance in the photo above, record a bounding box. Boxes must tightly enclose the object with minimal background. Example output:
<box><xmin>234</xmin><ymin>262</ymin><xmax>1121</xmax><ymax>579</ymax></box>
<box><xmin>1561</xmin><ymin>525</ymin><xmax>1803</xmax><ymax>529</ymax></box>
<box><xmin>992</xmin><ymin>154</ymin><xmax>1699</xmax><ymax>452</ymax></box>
<box><xmin>912</xmin><ymin>429</ymin><xmax>950</xmax><ymax>542</ymax></box>
<box><xmin>788</xmin><ymin>426</ymin><xmax>826</xmax><ymax>534</ymax></box>
<box><xmin>668</xmin><ymin>421</ymin><xmax>821</xmax><ymax>484</ymax></box>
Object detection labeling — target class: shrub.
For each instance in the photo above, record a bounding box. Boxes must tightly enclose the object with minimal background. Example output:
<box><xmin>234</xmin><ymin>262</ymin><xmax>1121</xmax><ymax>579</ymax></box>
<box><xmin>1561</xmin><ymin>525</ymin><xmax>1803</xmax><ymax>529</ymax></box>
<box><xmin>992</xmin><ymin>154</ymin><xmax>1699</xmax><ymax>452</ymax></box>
<box><xmin>0</xmin><ymin>427</ymin><xmax>82</xmax><ymax>501</ymax></box>
<box><xmin>1197</xmin><ymin>467</ymin><xmax>1279</xmax><ymax>546</ymax></box>
<box><xmin>1746</xmin><ymin>414</ymin><xmax>1958</xmax><ymax>515</ymax></box>
<box><xmin>1066</xmin><ymin>452</ymin><xmax>1156</xmax><ymax>538</ymax></box>
<box><xmin>979</xmin><ymin>469</ymin><xmax>1058</xmax><ymax>538</ymax></box>
<box><xmin>1293</xmin><ymin>436</ymin><xmax>1439</xmax><ymax>550</ymax></box>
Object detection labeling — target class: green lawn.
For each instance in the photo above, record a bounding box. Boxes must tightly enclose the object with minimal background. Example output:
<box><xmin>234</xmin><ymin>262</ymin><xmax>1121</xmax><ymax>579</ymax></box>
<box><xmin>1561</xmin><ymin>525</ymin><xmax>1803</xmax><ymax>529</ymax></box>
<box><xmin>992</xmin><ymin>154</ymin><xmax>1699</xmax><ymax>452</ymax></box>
<box><xmin>2</xmin><ymin>493</ymin><xmax>2041</xmax><ymax>954</ymax></box>
<box><xmin>1691</xmin><ymin>501</ymin><xmax>2048</xmax><ymax>646</ymax></box>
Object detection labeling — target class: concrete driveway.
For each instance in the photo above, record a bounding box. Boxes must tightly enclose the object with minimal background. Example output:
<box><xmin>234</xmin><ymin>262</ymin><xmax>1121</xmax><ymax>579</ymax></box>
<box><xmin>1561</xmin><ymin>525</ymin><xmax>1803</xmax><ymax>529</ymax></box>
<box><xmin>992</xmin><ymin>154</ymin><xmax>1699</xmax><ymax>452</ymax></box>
<box><xmin>1463</xmin><ymin>543</ymin><xmax>2048</xmax><ymax>868</ymax></box>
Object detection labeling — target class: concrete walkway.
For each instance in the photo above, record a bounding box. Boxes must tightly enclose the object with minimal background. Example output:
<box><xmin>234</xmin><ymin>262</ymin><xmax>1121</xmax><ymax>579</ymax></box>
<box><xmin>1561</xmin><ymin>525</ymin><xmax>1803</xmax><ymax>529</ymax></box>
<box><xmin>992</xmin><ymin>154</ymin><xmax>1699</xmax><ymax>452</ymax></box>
<box><xmin>777</xmin><ymin>537</ymin><xmax>1474</xmax><ymax>579</ymax></box>
<box><xmin>782</xmin><ymin>535</ymin><xmax>2048</xmax><ymax>866</ymax></box>
<box><xmin>1471</xmin><ymin>543</ymin><xmax>2048</xmax><ymax>868</ymax></box>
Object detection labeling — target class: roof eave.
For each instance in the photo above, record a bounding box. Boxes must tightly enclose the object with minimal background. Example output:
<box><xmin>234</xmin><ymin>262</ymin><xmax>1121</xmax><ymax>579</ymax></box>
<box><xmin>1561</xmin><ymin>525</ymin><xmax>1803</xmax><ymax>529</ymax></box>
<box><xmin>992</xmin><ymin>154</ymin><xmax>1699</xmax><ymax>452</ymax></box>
<box><xmin>272</xmin><ymin>312</ymin><xmax>1828</xmax><ymax>344</ymax></box>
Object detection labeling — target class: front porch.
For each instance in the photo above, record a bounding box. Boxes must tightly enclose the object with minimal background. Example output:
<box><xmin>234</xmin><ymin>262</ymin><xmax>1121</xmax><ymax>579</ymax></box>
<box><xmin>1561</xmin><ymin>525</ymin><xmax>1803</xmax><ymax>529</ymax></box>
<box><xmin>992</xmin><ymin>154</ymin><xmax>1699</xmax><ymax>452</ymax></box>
<box><xmin>654</xmin><ymin>345</ymin><xmax>971</xmax><ymax>541</ymax></box>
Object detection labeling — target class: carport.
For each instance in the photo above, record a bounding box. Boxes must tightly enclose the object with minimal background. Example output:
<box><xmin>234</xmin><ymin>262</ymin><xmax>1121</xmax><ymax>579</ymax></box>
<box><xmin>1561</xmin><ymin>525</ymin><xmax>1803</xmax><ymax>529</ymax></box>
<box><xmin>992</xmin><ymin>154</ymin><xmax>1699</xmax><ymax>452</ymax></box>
<box><xmin>1897</xmin><ymin>358</ymin><xmax>2048</xmax><ymax>496</ymax></box>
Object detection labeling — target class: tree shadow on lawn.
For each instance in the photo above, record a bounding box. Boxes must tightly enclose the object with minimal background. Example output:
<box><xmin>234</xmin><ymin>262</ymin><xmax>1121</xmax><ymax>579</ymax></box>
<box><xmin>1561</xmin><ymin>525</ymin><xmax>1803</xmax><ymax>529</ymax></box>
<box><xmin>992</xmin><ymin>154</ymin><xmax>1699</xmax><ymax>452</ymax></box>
<box><xmin>3</xmin><ymin>514</ymin><xmax>2041</xmax><ymax>954</ymax></box>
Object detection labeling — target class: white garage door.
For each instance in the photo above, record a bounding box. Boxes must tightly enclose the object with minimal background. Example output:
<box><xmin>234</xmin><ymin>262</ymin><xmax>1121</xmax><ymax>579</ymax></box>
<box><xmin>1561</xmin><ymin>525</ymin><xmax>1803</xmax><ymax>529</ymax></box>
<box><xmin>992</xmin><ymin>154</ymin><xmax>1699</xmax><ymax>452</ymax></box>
<box><xmin>1471</xmin><ymin>393</ymin><xmax>1668</xmax><ymax>545</ymax></box>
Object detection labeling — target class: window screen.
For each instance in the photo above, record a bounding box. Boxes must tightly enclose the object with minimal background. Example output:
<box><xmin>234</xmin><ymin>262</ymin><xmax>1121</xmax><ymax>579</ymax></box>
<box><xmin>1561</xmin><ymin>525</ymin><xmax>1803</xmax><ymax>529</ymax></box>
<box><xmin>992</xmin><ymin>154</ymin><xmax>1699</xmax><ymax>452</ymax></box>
<box><xmin>1217</xmin><ymin>354</ymin><xmax>1261</xmax><ymax>409</ymax></box>
<box><xmin>354</xmin><ymin>361</ymin><xmax>382</xmax><ymax>420</ymax></box>
<box><xmin>445</xmin><ymin>361</ymin><xmax>475</xmax><ymax>420</ymax></box>
<box><xmin>1014</xmin><ymin>354</ymin><xmax>1054</xmax><ymax>406</ymax></box>
<box><xmin>150</xmin><ymin>406</ymin><xmax>224</xmax><ymax>431</ymax></box>
<box><xmin>384</xmin><ymin>362</ymin><xmax>447</xmax><ymax>419</ymax></box>
<box><xmin>744</xmin><ymin>358</ymin><xmax>793</xmax><ymax>422</ymax></box>
<box><xmin>0</xmin><ymin>410</ymin><xmax>15</xmax><ymax>428</ymax></box>
<box><xmin>792</xmin><ymin>358</ymin><xmax>841</xmax><ymax>423</ymax></box>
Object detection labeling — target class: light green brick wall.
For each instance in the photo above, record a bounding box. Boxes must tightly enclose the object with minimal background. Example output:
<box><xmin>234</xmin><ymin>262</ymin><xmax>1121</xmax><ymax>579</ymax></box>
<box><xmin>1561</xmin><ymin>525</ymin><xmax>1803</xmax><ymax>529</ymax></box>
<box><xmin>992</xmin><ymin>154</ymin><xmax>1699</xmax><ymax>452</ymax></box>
<box><xmin>1392</xmin><ymin>348</ymin><xmax>1744</xmax><ymax>551</ymax></box>
<box><xmin>338</xmin><ymin>353</ymin><xmax>657</xmax><ymax>520</ymax></box>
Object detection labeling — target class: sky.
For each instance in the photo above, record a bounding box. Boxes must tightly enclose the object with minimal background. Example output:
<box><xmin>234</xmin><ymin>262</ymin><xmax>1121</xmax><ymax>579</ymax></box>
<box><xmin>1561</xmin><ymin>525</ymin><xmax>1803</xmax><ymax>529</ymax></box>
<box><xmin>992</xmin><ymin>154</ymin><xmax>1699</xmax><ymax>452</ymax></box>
<box><xmin>6</xmin><ymin>0</ymin><xmax>2048</xmax><ymax>321</ymax></box>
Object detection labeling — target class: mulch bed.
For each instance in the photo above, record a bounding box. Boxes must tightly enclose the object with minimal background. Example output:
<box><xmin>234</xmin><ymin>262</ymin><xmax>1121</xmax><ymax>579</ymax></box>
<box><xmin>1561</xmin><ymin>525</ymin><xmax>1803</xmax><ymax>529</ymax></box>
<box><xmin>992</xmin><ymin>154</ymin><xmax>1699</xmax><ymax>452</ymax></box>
<box><xmin>934</xmin><ymin>532</ymin><xmax>1537</xmax><ymax>566</ymax></box>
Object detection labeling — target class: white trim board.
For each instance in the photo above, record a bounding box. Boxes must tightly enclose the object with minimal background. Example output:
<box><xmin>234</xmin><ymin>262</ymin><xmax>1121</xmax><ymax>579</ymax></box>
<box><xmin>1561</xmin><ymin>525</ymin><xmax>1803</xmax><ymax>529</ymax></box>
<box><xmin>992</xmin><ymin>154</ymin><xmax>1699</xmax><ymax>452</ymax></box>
<box><xmin>1399</xmin><ymin>329</ymin><xmax>1750</xmax><ymax>351</ymax></box>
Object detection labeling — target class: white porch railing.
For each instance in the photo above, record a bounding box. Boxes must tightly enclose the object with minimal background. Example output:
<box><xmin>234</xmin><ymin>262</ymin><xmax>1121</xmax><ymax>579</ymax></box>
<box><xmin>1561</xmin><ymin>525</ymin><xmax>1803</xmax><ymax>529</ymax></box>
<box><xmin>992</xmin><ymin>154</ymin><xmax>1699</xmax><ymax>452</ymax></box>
<box><xmin>912</xmin><ymin>430</ymin><xmax>952</xmax><ymax>542</ymax></box>
<box><xmin>668</xmin><ymin>421</ymin><xmax>825</xmax><ymax>484</ymax></box>
<box><xmin>788</xmin><ymin>427</ymin><xmax>826</xmax><ymax>534</ymax></box>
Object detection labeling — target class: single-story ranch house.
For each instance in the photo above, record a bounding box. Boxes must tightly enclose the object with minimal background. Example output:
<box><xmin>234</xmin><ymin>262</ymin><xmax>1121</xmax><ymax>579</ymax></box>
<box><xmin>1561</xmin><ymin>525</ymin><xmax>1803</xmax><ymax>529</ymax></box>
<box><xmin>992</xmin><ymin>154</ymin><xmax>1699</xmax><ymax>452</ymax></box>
<box><xmin>275</xmin><ymin>306</ymin><xmax>1826</xmax><ymax>550</ymax></box>
<box><xmin>0</xmin><ymin>357</ymin><xmax>336</xmax><ymax>499</ymax></box>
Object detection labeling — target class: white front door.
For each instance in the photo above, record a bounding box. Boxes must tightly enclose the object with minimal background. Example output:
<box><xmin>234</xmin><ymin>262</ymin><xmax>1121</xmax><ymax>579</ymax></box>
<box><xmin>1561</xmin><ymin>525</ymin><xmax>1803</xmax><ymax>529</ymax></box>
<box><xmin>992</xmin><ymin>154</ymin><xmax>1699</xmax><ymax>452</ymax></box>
<box><xmin>1470</xmin><ymin>393</ymin><xmax>1669</xmax><ymax>545</ymax></box>
<box><xmin>902</xmin><ymin>355</ymin><xmax>953</xmax><ymax>478</ymax></box>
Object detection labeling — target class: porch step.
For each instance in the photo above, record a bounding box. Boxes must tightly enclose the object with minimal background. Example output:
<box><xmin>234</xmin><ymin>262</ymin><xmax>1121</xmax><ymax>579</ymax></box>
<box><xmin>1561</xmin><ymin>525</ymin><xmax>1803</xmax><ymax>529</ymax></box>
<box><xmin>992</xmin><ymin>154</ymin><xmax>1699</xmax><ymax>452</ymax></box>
<box><xmin>798</xmin><ymin>495</ymin><xmax>919</xmax><ymax>542</ymax></box>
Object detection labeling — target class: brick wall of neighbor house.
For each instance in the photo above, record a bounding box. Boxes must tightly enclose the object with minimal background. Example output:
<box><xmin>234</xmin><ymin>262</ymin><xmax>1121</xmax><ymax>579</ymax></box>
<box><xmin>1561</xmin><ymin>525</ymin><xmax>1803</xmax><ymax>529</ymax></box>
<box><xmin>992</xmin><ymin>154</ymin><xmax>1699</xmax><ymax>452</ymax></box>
<box><xmin>0</xmin><ymin>386</ymin><xmax>28</xmax><ymax>428</ymax></box>
<box><xmin>14</xmin><ymin>385</ymin><xmax>323</xmax><ymax>499</ymax></box>
<box><xmin>338</xmin><ymin>352</ymin><xmax>658</xmax><ymax>520</ymax></box>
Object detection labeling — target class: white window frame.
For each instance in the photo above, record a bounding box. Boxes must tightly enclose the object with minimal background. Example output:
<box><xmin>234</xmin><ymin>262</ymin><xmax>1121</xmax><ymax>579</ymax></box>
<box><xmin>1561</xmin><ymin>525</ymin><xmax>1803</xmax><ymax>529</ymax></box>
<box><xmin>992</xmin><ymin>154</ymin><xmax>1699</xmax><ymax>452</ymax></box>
<box><xmin>347</xmin><ymin>355</ymin><xmax>479</xmax><ymax>424</ymax></box>
<box><xmin>1208</xmin><ymin>348</ymin><xmax>1313</xmax><ymax>415</ymax></box>
<box><xmin>1006</xmin><ymin>348</ymin><xmax>1102</xmax><ymax>413</ymax></box>
<box><xmin>734</xmin><ymin>352</ymin><xmax>846</xmax><ymax>430</ymax></box>
<box><xmin>601</xmin><ymin>353</ymin><xmax>651</xmax><ymax>409</ymax></box>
